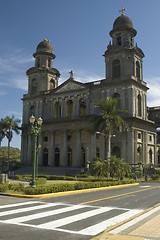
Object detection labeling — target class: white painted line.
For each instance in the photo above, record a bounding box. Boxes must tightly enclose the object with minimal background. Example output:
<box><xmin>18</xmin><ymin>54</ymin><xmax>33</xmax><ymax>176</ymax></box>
<box><xmin>79</xmin><ymin>209</ymin><xmax>142</xmax><ymax>236</ymax></box>
<box><xmin>139</xmin><ymin>186</ymin><xmax>151</xmax><ymax>188</ymax></box>
<box><xmin>0</xmin><ymin>201</ymin><xmax>41</xmax><ymax>209</ymax></box>
<box><xmin>109</xmin><ymin>205</ymin><xmax>160</xmax><ymax>234</ymax></box>
<box><xmin>4</xmin><ymin>204</ymin><xmax>87</xmax><ymax>223</ymax></box>
<box><xmin>38</xmin><ymin>206</ymin><xmax>112</xmax><ymax>230</ymax></box>
<box><xmin>0</xmin><ymin>202</ymin><xmax>61</xmax><ymax>217</ymax></box>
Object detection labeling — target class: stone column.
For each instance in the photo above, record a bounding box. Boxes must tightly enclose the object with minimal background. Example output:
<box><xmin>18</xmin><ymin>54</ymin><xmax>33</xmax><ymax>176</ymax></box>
<box><xmin>38</xmin><ymin>132</ymin><xmax>43</xmax><ymax>166</ymax></box>
<box><xmin>61</xmin><ymin>98</ymin><xmax>65</xmax><ymax>118</ymax></box>
<box><xmin>49</xmin><ymin>131</ymin><xmax>55</xmax><ymax>166</ymax></box>
<box><xmin>134</xmin><ymin>130</ymin><xmax>137</xmax><ymax>164</ymax></box>
<box><xmin>73</xmin><ymin>97</ymin><xmax>78</xmax><ymax>117</ymax></box>
<box><xmin>90</xmin><ymin>132</ymin><xmax>96</xmax><ymax>163</ymax></box>
<box><xmin>62</xmin><ymin>131</ymin><xmax>68</xmax><ymax>167</ymax></box>
<box><xmin>75</xmin><ymin>129</ymin><xmax>82</xmax><ymax>167</ymax></box>
<box><xmin>86</xmin><ymin>94</ymin><xmax>90</xmax><ymax>115</ymax></box>
<box><xmin>27</xmin><ymin>133</ymin><xmax>32</xmax><ymax>165</ymax></box>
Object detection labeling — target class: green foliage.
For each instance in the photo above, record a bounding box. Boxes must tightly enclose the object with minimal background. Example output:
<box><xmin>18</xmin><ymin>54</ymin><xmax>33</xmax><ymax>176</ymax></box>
<box><xmin>91</xmin><ymin>155</ymin><xmax>131</xmax><ymax>179</ymax></box>
<box><xmin>151</xmin><ymin>174</ymin><xmax>159</xmax><ymax>181</ymax></box>
<box><xmin>24</xmin><ymin>179</ymin><xmax>135</xmax><ymax>195</ymax></box>
<box><xmin>0</xmin><ymin>147</ymin><xmax>20</xmax><ymax>165</ymax></box>
<box><xmin>155</xmin><ymin>168</ymin><xmax>160</xmax><ymax>175</ymax></box>
<box><xmin>134</xmin><ymin>167</ymin><xmax>143</xmax><ymax>178</ymax></box>
<box><xmin>92</xmin><ymin>97</ymin><xmax>127</xmax><ymax>134</ymax></box>
<box><xmin>0</xmin><ymin>183</ymin><xmax>25</xmax><ymax>193</ymax></box>
<box><xmin>91</xmin><ymin>157</ymin><xmax>107</xmax><ymax>177</ymax></box>
<box><xmin>0</xmin><ymin>183</ymin><xmax>9</xmax><ymax>192</ymax></box>
<box><xmin>109</xmin><ymin>155</ymin><xmax>131</xmax><ymax>178</ymax></box>
<box><xmin>29</xmin><ymin>177</ymin><xmax>47</xmax><ymax>186</ymax></box>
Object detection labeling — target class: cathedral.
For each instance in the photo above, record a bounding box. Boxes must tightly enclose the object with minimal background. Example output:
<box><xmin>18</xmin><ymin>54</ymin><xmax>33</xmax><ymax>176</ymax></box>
<box><xmin>21</xmin><ymin>11</ymin><xmax>160</xmax><ymax>175</ymax></box>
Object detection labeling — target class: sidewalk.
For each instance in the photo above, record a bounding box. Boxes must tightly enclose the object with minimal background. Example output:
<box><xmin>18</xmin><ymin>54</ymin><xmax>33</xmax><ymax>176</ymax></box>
<box><xmin>91</xmin><ymin>203</ymin><xmax>160</xmax><ymax>240</ymax></box>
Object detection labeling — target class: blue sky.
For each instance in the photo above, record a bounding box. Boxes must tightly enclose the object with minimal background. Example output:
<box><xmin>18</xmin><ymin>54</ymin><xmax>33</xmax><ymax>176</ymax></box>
<box><xmin>1</xmin><ymin>0</ymin><xmax>160</xmax><ymax>149</ymax></box>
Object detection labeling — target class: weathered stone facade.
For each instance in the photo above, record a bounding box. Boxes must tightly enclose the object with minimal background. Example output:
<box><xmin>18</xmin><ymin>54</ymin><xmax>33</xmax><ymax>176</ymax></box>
<box><xmin>21</xmin><ymin>13</ymin><xmax>159</xmax><ymax>174</ymax></box>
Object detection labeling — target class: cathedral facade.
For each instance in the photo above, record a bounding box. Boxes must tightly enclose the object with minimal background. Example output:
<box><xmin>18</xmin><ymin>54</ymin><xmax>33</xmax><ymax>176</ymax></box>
<box><xmin>21</xmin><ymin>12</ymin><xmax>159</xmax><ymax>174</ymax></box>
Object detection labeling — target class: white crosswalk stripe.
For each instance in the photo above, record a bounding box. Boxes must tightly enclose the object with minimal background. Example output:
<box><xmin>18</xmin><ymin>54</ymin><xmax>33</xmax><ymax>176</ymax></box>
<box><xmin>0</xmin><ymin>201</ymin><xmax>143</xmax><ymax>236</ymax></box>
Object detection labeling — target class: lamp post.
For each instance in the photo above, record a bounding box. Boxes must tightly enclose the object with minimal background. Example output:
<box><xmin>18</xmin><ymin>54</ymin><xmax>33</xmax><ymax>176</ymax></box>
<box><xmin>29</xmin><ymin>115</ymin><xmax>43</xmax><ymax>188</ymax></box>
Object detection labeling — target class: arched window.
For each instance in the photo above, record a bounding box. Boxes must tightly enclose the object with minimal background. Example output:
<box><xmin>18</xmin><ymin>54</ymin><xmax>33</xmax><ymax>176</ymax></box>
<box><xmin>79</xmin><ymin>98</ymin><xmax>86</xmax><ymax>116</ymax></box>
<box><xmin>50</xmin><ymin>79</ymin><xmax>55</xmax><ymax>90</ymax></box>
<box><xmin>66</xmin><ymin>100</ymin><xmax>73</xmax><ymax>118</ymax></box>
<box><xmin>136</xmin><ymin>61</ymin><xmax>140</xmax><ymax>79</ymax></box>
<box><xmin>48</xmin><ymin>58</ymin><xmax>51</xmax><ymax>68</ymax></box>
<box><xmin>112</xmin><ymin>93</ymin><xmax>120</xmax><ymax>108</ymax></box>
<box><xmin>81</xmin><ymin>147</ymin><xmax>85</xmax><ymax>167</ymax></box>
<box><xmin>138</xmin><ymin>94</ymin><xmax>142</xmax><ymax>117</ymax></box>
<box><xmin>117</xmin><ymin>36</ymin><xmax>121</xmax><ymax>46</ymax></box>
<box><xmin>36</xmin><ymin>58</ymin><xmax>40</xmax><ymax>68</ymax></box>
<box><xmin>55</xmin><ymin>148</ymin><xmax>60</xmax><ymax>167</ymax></box>
<box><xmin>68</xmin><ymin>148</ymin><xmax>72</xmax><ymax>167</ymax></box>
<box><xmin>43</xmin><ymin>148</ymin><xmax>48</xmax><ymax>166</ymax></box>
<box><xmin>112</xmin><ymin>146</ymin><xmax>121</xmax><ymax>158</ymax></box>
<box><xmin>31</xmin><ymin>78</ymin><xmax>37</xmax><ymax>93</ymax></box>
<box><xmin>96</xmin><ymin>147</ymin><xmax>100</xmax><ymax>158</ymax></box>
<box><xmin>137</xmin><ymin>147</ymin><xmax>142</xmax><ymax>163</ymax></box>
<box><xmin>55</xmin><ymin>102</ymin><xmax>61</xmax><ymax>119</ymax></box>
<box><xmin>30</xmin><ymin>106</ymin><xmax>35</xmax><ymax>116</ymax></box>
<box><xmin>149</xmin><ymin>149</ymin><xmax>152</xmax><ymax>163</ymax></box>
<box><xmin>112</xmin><ymin>59</ymin><xmax>121</xmax><ymax>78</ymax></box>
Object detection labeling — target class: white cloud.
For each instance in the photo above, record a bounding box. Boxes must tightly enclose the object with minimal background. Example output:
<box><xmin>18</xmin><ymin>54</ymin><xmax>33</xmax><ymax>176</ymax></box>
<box><xmin>146</xmin><ymin>76</ymin><xmax>160</xmax><ymax>107</ymax></box>
<box><xmin>58</xmin><ymin>68</ymin><xmax>104</xmax><ymax>85</ymax></box>
<box><xmin>0</xmin><ymin>50</ymin><xmax>33</xmax><ymax>91</ymax></box>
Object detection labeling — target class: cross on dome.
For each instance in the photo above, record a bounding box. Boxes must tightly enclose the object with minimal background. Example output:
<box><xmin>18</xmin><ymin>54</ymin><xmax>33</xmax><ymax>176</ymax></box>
<box><xmin>119</xmin><ymin>7</ymin><xmax>126</xmax><ymax>15</ymax></box>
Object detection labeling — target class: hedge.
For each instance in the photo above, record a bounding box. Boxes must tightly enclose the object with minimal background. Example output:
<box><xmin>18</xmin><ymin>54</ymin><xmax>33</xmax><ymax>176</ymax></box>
<box><xmin>24</xmin><ymin>179</ymin><xmax>135</xmax><ymax>195</ymax></box>
<box><xmin>0</xmin><ymin>183</ymin><xmax>25</xmax><ymax>193</ymax></box>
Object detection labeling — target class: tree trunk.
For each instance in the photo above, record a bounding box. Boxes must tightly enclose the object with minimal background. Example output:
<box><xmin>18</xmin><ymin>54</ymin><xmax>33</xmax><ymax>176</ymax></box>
<box><xmin>7</xmin><ymin>140</ymin><xmax>10</xmax><ymax>171</ymax></box>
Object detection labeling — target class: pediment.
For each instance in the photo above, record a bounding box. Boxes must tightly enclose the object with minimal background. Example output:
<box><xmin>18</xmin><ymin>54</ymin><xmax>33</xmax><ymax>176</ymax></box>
<box><xmin>55</xmin><ymin>80</ymin><xmax>86</xmax><ymax>93</ymax></box>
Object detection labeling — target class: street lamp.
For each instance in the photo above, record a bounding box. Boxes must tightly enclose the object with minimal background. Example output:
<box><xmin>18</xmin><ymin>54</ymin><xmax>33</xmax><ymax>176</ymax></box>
<box><xmin>29</xmin><ymin>115</ymin><xmax>43</xmax><ymax>187</ymax></box>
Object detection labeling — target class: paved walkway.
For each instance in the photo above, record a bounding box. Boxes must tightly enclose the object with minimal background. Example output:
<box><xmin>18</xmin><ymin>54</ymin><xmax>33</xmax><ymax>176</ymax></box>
<box><xmin>91</xmin><ymin>203</ymin><xmax>160</xmax><ymax>240</ymax></box>
<box><xmin>9</xmin><ymin>179</ymin><xmax>30</xmax><ymax>187</ymax></box>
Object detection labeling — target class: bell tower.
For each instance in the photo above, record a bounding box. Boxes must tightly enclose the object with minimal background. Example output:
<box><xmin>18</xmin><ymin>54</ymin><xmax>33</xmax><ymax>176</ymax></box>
<box><xmin>104</xmin><ymin>9</ymin><xmax>144</xmax><ymax>82</ymax></box>
<box><xmin>26</xmin><ymin>39</ymin><xmax>60</xmax><ymax>95</ymax></box>
<box><xmin>104</xmin><ymin>10</ymin><xmax>148</xmax><ymax>120</ymax></box>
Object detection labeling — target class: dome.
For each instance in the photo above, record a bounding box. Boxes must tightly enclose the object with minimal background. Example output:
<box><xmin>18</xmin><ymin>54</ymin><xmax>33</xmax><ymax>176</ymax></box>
<box><xmin>110</xmin><ymin>14</ymin><xmax>136</xmax><ymax>37</ymax></box>
<box><xmin>113</xmin><ymin>15</ymin><xmax>133</xmax><ymax>30</ymax></box>
<box><xmin>36</xmin><ymin>39</ymin><xmax>53</xmax><ymax>53</ymax></box>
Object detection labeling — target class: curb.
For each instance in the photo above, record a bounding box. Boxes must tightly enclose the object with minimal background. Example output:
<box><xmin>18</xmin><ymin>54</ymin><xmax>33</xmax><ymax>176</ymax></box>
<box><xmin>1</xmin><ymin>183</ymin><xmax>139</xmax><ymax>198</ymax></box>
<box><xmin>90</xmin><ymin>202</ymin><xmax>160</xmax><ymax>240</ymax></box>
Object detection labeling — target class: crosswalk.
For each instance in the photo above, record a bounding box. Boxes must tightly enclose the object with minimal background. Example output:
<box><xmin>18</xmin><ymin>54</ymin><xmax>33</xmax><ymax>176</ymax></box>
<box><xmin>0</xmin><ymin>201</ymin><xmax>143</xmax><ymax>236</ymax></box>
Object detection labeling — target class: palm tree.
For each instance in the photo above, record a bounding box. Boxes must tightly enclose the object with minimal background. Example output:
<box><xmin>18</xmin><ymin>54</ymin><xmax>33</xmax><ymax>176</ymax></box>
<box><xmin>3</xmin><ymin>115</ymin><xmax>20</xmax><ymax>171</ymax></box>
<box><xmin>0</xmin><ymin>118</ymin><xmax>7</xmax><ymax>147</ymax></box>
<box><xmin>92</xmin><ymin>97</ymin><xmax>127</xmax><ymax>160</ymax></box>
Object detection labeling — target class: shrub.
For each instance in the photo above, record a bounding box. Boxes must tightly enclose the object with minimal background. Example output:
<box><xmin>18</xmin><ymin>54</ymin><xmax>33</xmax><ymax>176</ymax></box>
<box><xmin>151</xmin><ymin>174</ymin><xmax>159</xmax><ymax>181</ymax></box>
<box><xmin>155</xmin><ymin>168</ymin><xmax>160</xmax><ymax>175</ymax></box>
<box><xmin>134</xmin><ymin>168</ymin><xmax>143</xmax><ymax>178</ymax></box>
<box><xmin>0</xmin><ymin>183</ymin><xmax>9</xmax><ymax>192</ymax></box>
<box><xmin>36</xmin><ymin>178</ymin><xmax>47</xmax><ymax>185</ymax></box>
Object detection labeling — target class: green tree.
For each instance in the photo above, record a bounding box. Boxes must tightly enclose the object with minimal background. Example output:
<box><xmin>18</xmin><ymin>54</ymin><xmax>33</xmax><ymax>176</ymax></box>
<box><xmin>91</xmin><ymin>157</ymin><xmax>107</xmax><ymax>177</ymax></box>
<box><xmin>109</xmin><ymin>155</ymin><xmax>131</xmax><ymax>179</ymax></box>
<box><xmin>91</xmin><ymin>155</ymin><xmax>131</xmax><ymax>179</ymax></box>
<box><xmin>0</xmin><ymin>118</ymin><xmax>8</xmax><ymax>146</ymax></box>
<box><xmin>2</xmin><ymin>116</ymin><xmax>20</xmax><ymax>171</ymax></box>
<box><xmin>92</xmin><ymin>97</ymin><xmax>127</xmax><ymax>159</ymax></box>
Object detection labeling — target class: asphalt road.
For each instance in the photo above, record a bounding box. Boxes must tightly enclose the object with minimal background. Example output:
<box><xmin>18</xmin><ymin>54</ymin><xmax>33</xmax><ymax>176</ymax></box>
<box><xmin>0</xmin><ymin>182</ymin><xmax>160</xmax><ymax>240</ymax></box>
